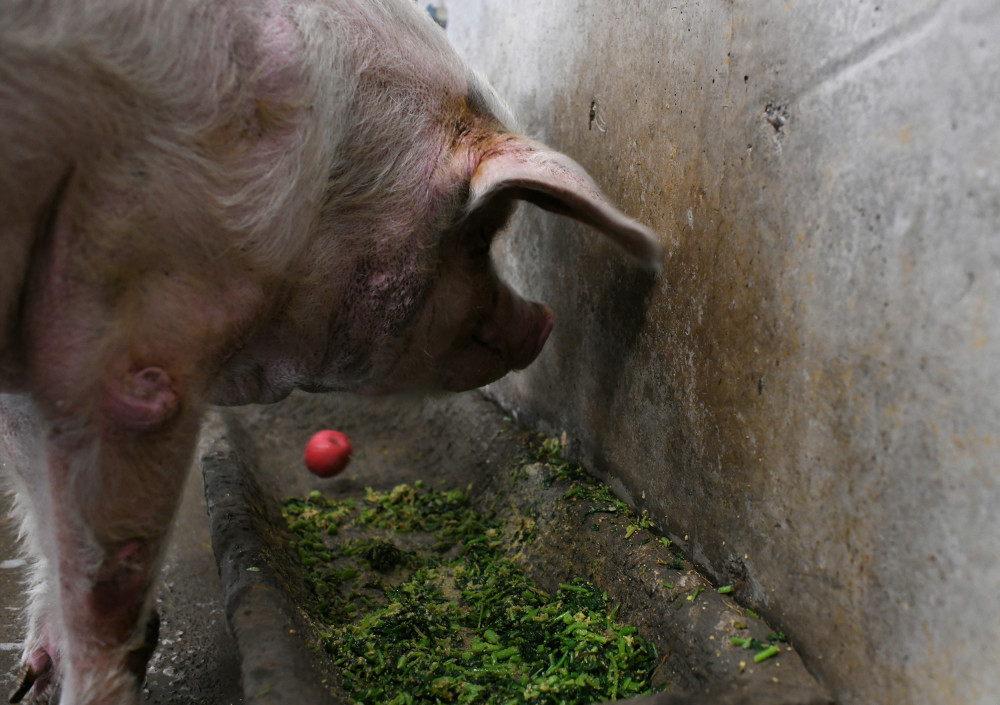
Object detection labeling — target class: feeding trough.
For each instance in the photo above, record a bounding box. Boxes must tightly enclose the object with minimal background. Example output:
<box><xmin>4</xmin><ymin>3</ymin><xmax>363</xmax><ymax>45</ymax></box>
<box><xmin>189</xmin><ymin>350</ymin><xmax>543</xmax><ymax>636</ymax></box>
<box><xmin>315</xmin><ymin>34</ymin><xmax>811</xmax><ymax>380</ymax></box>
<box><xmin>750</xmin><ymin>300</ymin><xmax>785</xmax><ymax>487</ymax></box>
<box><xmin>199</xmin><ymin>391</ymin><xmax>832</xmax><ymax>705</ymax></box>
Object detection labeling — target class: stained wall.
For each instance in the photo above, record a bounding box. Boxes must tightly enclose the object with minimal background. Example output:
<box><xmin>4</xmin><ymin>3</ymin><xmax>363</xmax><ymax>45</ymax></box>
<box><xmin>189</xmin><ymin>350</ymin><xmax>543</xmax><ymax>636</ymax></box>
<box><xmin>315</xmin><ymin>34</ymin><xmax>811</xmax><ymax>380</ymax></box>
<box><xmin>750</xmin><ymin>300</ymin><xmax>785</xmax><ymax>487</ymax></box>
<box><xmin>446</xmin><ymin>2</ymin><xmax>1000</xmax><ymax>703</ymax></box>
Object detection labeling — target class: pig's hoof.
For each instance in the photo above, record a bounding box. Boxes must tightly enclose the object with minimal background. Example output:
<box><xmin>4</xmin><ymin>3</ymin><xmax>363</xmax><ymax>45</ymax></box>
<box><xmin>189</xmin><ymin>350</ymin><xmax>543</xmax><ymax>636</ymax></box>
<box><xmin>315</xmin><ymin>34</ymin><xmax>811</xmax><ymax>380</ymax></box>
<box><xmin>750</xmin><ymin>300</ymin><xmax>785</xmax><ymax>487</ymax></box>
<box><xmin>124</xmin><ymin>610</ymin><xmax>160</xmax><ymax>682</ymax></box>
<box><xmin>8</xmin><ymin>650</ymin><xmax>53</xmax><ymax>704</ymax></box>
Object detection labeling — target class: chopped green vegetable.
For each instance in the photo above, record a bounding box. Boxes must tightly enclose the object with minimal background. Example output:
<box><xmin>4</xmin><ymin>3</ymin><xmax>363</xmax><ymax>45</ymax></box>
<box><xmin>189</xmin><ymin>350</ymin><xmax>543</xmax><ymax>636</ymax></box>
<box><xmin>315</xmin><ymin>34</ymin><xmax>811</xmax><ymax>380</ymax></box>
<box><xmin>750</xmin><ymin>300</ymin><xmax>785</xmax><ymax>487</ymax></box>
<box><xmin>730</xmin><ymin>633</ymin><xmax>785</xmax><ymax>665</ymax></box>
<box><xmin>754</xmin><ymin>645</ymin><xmax>781</xmax><ymax>663</ymax></box>
<box><xmin>730</xmin><ymin>637</ymin><xmax>756</xmax><ymax>649</ymax></box>
<box><xmin>283</xmin><ymin>483</ymin><xmax>660</xmax><ymax>705</ymax></box>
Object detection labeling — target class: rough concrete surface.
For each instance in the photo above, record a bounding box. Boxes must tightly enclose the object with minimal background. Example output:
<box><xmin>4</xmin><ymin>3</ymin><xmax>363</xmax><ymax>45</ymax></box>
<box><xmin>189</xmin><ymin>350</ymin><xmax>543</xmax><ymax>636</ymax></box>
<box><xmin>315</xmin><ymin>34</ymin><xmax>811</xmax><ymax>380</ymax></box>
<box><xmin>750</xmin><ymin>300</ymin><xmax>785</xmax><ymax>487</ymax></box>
<box><xmin>444</xmin><ymin>2</ymin><xmax>1000</xmax><ymax>704</ymax></box>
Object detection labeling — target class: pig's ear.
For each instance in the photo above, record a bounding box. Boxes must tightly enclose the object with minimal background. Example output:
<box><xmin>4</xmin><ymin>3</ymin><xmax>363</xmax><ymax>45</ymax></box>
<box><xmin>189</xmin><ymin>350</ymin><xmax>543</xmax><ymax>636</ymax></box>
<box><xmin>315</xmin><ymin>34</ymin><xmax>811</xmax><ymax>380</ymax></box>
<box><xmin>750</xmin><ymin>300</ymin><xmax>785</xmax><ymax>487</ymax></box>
<box><xmin>467</xmin><ymin>138</ymin><xmax>663</xmax><ymax>271</ymax></box>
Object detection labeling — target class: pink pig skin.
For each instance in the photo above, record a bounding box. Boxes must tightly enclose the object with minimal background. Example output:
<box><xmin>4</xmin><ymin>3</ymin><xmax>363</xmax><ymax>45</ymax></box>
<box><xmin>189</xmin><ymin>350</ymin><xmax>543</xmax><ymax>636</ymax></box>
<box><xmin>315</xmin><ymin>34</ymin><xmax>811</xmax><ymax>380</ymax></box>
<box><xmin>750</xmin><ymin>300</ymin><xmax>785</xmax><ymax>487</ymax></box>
<box><xmin>0</xmin><ymin>0</ymin><xmax>661</xmax><ymax>702</ymax></box>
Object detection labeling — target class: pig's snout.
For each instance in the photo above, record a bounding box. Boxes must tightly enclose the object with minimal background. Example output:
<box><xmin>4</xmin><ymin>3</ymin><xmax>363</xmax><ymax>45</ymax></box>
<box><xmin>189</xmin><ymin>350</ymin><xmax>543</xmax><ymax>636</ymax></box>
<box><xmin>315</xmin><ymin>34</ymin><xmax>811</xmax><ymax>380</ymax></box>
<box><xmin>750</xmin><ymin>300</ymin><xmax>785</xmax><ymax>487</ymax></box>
<box><xmin>476</xmin><ymin>288</ymin><xmax>554</xmax><ymax>371</ymax></box>
<box><xmin>361</xmin><ymin>284</ymin><xmax>555</xmax><ymax>395</ymax></box>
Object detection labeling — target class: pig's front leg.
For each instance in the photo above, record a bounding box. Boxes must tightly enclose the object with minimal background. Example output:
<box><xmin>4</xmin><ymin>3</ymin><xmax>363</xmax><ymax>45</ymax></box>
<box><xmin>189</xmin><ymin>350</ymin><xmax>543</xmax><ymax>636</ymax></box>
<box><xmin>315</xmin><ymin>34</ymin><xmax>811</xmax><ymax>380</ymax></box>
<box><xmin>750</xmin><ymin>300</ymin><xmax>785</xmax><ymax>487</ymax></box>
<box><xmin>1</xmin><ymin>394</ymin><xmax>62</xmax><ymax>702</ymax></box>
<box><xmin>5</xmin><ymin>380</ymin><xmax>202</xmax><ymax>705</ymax></box>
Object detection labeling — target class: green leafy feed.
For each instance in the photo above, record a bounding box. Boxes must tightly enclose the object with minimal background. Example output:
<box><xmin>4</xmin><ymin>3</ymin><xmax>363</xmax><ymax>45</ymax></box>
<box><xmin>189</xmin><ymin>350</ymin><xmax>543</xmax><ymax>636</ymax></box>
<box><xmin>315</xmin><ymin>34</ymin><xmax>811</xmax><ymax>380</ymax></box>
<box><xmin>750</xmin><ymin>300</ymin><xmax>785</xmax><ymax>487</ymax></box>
<box><xmin>283</xmin><ymin>483</ymin><xmax>659</xmax><ymax>705</ymax></box>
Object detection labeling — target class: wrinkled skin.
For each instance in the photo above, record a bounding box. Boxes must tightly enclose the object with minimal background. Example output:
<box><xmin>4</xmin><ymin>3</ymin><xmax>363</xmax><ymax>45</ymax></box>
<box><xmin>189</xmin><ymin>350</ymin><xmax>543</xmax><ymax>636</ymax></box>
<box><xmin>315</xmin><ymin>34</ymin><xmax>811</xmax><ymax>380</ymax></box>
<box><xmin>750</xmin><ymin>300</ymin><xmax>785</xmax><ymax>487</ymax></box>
<box><xmin>0</xmin><ymin>0</ymin><xmax>661</xmax><ymax>702</ymax></box>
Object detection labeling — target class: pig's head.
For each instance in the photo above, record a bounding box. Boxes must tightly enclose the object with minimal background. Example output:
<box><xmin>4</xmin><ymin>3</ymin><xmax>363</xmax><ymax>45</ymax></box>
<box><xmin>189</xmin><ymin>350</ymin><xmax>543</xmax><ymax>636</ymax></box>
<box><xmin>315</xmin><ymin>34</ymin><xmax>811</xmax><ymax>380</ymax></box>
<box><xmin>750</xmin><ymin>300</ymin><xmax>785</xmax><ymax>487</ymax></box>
<box><xmin>277</xmin><ymin>127</ymin><xmax>662</xmax><ymax>398</ymax></box>
<box><xmin>212</xmin><ymin>4</ymin><xmax>662</xmax><ymax>404</ymax></box>
<box><xmin>370</xmin><ymin>135</ymin><xmax>662</xmax><ymax>394</ymax></box>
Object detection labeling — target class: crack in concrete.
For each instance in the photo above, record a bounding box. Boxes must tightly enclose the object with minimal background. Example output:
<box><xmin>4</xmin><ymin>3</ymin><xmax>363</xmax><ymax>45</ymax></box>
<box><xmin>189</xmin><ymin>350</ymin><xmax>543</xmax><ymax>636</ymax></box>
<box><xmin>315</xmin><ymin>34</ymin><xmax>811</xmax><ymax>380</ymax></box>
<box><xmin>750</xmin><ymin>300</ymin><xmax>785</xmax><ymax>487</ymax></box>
<box><xmin>789</xmin><ymin>0</ymin><xmax>947</xmax><ymax>104</ymax></box>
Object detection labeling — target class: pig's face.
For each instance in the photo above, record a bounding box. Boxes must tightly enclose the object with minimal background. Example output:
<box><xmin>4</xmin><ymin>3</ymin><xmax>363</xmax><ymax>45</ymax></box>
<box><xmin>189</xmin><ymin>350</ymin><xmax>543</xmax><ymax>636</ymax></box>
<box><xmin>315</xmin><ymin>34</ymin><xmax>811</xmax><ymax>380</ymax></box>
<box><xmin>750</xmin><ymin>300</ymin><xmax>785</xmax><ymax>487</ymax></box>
<box><xmin>236</xmin><ymin>126</ymin><xmax>660</xmax><ymax>403</ymax></box>
<box><xmin>204</xmin><ymin>6</ymin><xmax>663</xmax><ymax>406</ymax></box>
<box><xmin>334</xmin><ymin>198</ymin><xmax>555</xmax><ymax>395</ymax></box>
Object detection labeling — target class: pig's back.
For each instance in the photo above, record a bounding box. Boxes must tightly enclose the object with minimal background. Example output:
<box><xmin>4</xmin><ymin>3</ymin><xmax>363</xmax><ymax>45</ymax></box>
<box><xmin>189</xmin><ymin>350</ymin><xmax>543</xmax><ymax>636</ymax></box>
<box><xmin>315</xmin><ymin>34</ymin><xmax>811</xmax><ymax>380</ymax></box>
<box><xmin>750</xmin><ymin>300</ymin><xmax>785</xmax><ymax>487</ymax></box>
<box><xmin>0</xmin><ymin>0</ymin><xmax>323</xmax><ymax>389</ymax></box>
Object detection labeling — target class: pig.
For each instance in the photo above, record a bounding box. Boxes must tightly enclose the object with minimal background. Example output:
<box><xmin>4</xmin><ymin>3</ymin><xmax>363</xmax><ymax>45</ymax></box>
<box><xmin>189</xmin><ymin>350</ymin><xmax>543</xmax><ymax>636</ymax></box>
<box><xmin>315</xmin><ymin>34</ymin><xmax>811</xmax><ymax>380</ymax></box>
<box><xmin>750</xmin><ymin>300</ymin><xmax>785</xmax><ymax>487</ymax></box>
<box><xmin>0</xmin><ymin>0</ymin><xmax>661</xmax><ymax>702</ymax></box>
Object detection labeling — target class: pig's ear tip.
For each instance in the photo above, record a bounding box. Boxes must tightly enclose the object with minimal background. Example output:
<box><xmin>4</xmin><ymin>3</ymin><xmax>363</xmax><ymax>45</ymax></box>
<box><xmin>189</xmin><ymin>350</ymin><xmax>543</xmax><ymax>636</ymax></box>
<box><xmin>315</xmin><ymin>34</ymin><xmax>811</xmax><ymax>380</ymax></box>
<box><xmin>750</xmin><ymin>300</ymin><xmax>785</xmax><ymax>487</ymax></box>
<box><xmin>629</xmin><ymin>228</ymin><xmax>667</xmax><ymax>275</ymax></box>
<box><xmin>639</xmin><ymin>252</ymin><xmax>664</xmax><ymax>277</ymax></box>
<box><xmin>644</xmin><ymin>256</ymin><xmax>664</xmax><ymax>276</ymax></box>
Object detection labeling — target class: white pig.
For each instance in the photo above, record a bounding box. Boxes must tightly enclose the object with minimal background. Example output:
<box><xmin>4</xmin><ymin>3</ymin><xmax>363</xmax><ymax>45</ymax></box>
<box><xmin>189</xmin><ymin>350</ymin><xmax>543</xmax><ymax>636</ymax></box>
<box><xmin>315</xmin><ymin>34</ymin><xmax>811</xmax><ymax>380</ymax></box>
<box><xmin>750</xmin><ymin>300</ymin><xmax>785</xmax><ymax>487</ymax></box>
<box><xmin>0</xmin><ymin>0</ymin><xmax>661</xmax><ymax>702</ymax></box>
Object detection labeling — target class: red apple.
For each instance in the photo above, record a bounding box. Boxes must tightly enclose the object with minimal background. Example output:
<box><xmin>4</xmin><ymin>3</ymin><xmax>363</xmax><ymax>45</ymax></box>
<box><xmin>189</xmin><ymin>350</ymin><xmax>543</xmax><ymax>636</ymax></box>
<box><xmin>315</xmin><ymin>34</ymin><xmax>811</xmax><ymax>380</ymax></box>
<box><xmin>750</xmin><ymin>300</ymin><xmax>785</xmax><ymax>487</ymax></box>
<box><xmin>304</xmin><ymin>429</ymin><xmax>353</xmax><ymax>477</ymax></box>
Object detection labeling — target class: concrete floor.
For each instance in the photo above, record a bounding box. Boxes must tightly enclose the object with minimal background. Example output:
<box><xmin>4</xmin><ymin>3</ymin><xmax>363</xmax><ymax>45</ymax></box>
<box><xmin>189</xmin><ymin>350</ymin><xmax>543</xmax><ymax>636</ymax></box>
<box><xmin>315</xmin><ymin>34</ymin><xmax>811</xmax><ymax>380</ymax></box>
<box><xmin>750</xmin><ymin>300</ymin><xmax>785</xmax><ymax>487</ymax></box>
<box><xmin>0</xmin><ymin>462</ymin><xmax>243</xmax><ymax>705</ymax></box>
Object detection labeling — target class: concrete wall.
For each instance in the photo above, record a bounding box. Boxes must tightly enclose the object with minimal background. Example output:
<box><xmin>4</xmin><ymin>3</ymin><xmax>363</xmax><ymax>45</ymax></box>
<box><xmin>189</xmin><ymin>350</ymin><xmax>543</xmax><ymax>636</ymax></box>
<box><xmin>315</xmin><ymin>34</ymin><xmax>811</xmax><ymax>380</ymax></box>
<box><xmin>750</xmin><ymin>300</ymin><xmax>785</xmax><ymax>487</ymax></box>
<box><xmin>446</xmin><ymin>2</ymin><xmax>1000</xmax><ymax>704</ymax></box>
